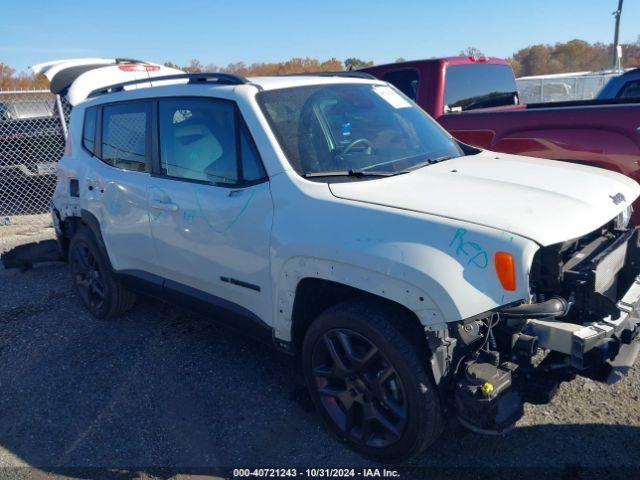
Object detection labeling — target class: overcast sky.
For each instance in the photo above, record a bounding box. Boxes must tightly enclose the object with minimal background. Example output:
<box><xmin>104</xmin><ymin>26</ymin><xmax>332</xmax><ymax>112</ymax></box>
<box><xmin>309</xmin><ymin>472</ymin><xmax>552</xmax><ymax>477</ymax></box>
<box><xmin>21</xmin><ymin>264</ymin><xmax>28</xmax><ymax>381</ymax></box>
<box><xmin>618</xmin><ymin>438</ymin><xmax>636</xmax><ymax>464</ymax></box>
<box><xmin>2</xmin><ymin>0</ymin><xmax>639</xmax><ymax>72</ymax></box>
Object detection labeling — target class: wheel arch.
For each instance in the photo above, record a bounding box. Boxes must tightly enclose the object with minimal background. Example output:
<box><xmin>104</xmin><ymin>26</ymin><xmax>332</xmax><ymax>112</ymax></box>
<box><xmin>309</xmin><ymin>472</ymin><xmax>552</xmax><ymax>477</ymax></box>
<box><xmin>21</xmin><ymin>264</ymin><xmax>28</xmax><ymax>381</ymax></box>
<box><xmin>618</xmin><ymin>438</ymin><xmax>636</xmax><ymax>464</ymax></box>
<box><xmin>274</xmin><ymin>257</ymin><xmax>454</xmax><ymax>350</ymax></box>
<box><xmin>288</xmin><ymin>277</ymin><xmax>433</xmax><ymax>353</ymax></box>
<box><xmin>56</xmin><ymin>208</ymin><xmax>112</xmax><ymax>269</ymax></box>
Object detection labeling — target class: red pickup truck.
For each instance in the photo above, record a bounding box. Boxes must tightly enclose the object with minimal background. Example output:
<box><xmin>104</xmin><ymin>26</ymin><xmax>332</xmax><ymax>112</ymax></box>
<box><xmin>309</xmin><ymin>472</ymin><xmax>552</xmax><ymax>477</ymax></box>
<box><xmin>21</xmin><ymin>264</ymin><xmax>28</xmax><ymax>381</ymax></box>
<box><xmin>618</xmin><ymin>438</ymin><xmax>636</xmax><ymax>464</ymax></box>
<box><xmin>363</xmin><ymin>57</ymin><xmax>640</xmax><ymax>224</ymax></box>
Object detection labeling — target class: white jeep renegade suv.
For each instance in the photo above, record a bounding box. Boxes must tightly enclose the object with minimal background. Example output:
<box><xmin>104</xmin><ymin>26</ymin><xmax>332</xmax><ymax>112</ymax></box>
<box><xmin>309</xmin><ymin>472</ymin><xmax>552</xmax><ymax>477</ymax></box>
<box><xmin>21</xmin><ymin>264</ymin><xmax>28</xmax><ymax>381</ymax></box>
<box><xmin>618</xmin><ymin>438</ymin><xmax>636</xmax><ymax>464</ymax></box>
<box><xmin>50</xmin><ymin>68</ymin><xmax>640</xmax><ymax>461</ymax></box>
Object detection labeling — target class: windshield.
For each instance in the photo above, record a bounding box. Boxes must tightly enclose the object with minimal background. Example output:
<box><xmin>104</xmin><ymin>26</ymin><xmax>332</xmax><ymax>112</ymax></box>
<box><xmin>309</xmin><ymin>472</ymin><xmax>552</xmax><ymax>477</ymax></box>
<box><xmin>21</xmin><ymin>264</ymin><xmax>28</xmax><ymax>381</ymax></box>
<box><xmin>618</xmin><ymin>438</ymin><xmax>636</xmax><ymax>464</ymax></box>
<box><xmin>257</xmin><ymin>83</ymin><xmax>463</xmax><ymax>177</ymax></box>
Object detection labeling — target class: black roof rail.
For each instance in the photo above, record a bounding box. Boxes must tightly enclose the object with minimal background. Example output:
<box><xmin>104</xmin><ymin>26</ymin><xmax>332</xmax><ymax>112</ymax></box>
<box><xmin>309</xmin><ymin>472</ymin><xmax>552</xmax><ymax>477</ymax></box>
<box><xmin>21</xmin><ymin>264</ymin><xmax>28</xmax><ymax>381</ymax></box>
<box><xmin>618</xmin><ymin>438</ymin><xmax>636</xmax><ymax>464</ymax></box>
<box><xmin>281</xmin><ymin>71</ymin><xmax>376</xmax><ymax>80</ymax></box>
<box><xmin>87</xmin><ymin>72</ymin><xmax>252</xmax><ymax>99</ymax></box>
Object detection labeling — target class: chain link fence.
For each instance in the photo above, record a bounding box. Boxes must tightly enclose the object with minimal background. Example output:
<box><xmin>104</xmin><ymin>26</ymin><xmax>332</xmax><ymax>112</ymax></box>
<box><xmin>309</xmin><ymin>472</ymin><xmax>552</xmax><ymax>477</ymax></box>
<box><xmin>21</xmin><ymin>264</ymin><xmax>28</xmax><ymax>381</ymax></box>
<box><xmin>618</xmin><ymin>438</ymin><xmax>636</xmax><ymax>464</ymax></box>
<box><xmin>516</xmin><ymin>72</ymin><xmax>621</xmax><ymax>104</ymax></box>
<box><xmin>0</xmin><ymin>90</ymin><xmax>70</xmax><ymax>229</ymax></box>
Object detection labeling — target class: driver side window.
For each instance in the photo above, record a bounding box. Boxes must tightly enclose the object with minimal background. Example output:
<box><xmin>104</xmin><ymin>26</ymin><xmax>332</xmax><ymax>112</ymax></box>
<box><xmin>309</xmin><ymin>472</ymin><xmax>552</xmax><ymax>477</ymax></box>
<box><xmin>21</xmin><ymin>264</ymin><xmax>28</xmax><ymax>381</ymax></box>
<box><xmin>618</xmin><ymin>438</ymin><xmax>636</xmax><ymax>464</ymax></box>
<box><xmin>159</xmin><ymin>98</ymin><xmax>239</xmax><ymax>185</ymax></box>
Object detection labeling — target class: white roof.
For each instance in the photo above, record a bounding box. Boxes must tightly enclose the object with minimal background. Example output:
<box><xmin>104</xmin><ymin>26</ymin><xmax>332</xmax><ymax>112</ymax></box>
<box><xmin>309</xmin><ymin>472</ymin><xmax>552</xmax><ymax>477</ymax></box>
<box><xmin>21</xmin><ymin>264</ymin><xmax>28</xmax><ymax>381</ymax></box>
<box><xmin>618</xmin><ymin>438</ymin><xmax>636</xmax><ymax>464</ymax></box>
<box><xmin>247</xmin><ymin>75</ymin><xmax>383</xmax><ymax>91</ymax></box>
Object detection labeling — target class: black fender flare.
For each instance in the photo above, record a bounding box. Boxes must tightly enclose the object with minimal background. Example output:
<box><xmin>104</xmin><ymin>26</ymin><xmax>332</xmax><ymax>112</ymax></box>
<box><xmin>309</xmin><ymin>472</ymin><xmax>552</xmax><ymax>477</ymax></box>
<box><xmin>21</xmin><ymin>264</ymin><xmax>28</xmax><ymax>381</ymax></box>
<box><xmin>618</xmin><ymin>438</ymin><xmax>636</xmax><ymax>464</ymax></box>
<box><xmin>79</xmin><ymin>209</ymin><xmax>114</xmax><ymax>270</ymax></box>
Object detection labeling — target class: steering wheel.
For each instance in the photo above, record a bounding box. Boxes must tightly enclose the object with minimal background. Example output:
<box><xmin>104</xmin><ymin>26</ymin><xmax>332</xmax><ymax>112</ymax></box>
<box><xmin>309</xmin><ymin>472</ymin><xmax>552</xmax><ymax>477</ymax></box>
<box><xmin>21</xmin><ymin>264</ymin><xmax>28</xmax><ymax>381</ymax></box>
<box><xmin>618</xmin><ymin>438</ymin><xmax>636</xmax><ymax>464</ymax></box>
<box><xmin>342</xmin><ymin>138</ymin><xmax>373</xmax><ymax>156</ymax></box>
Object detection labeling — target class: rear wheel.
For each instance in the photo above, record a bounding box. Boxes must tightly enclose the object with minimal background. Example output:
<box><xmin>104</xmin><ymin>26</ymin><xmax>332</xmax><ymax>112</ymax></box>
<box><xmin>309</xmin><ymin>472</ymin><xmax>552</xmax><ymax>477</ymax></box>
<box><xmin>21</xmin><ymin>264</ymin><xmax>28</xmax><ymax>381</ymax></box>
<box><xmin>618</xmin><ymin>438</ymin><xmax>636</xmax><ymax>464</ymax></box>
<box><xmin>69</xmin><ymin>227</ymin><xmax>136</xmax><ymax>319</ymax></box>
<box><xmin>302</xmin><ymin>297</ymin><xmax>443</xmax><ymax>462</ymax></box>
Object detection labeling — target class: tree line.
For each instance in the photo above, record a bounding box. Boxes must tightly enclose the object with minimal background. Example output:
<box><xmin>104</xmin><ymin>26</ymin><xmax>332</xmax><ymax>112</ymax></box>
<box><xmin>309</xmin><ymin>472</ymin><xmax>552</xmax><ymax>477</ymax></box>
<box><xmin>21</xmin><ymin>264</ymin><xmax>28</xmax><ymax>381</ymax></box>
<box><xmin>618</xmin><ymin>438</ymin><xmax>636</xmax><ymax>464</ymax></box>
<box><xmin>1</xmin><ymin>38</ymin><xmax>639</xmax><ymax>90</ymax></box>
<box><xmin>165</xmin><ymin>57</ymin><xmax>374</xmax><ymax>76</ymax></box>
<box><xmin>509</xmin><ymin>38</ymin><xmax>640</xmax><ymax>76</ymax></box>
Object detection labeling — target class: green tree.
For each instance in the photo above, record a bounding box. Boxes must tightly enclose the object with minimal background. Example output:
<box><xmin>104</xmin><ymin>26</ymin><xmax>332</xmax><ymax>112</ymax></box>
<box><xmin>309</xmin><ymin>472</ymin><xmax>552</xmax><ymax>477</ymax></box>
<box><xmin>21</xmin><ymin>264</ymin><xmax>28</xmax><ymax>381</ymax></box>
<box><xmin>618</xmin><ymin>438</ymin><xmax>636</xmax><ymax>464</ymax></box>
<box><xmin>344</xmin><ymin>58</ymin><xmax>373</xmax><ymax>70</ymax></box>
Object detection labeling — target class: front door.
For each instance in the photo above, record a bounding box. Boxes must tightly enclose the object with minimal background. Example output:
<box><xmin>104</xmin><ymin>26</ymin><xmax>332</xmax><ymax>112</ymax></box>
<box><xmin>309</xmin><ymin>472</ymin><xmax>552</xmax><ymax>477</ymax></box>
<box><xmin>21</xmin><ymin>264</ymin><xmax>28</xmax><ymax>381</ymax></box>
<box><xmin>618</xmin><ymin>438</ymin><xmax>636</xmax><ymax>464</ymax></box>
<box><xmin>146</xmin><ymin>97</ymin><xmax>273</xmax><ymax>323</ymax></box>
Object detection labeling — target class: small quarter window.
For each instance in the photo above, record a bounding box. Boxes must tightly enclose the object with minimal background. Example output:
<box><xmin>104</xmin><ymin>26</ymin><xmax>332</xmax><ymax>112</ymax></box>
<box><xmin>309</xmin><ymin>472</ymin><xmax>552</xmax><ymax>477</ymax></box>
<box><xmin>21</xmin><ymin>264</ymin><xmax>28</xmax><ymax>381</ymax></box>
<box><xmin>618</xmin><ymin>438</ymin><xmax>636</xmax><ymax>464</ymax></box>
<box><xmin>82</xmin><ymin>107</ymin><xmax>97</xmax><ymax>154</ymax></box>
<box><xmin>100</xmin><ymin>102</ymin><xmax>150</xmax><ymax>172</ymax></box>
<box><xmin>240</xmin><ymin>121</ymin><xmax>266</xmax><ymax>182</ymax></box>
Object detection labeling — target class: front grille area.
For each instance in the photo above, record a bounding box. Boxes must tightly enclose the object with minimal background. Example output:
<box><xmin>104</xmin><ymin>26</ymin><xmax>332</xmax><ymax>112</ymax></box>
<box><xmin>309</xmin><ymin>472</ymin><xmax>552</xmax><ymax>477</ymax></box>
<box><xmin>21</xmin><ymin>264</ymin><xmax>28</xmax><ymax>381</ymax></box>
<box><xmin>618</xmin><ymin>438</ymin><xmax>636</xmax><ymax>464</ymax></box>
<box><xmin>529</xmin><ymin>225</ymin><xmax>640</xmax><ymax>324</ymax></box>
<box><xmin>594</xmin><ymin>240</ymin><xmax>627</xmax><ymax>294</ymax></box>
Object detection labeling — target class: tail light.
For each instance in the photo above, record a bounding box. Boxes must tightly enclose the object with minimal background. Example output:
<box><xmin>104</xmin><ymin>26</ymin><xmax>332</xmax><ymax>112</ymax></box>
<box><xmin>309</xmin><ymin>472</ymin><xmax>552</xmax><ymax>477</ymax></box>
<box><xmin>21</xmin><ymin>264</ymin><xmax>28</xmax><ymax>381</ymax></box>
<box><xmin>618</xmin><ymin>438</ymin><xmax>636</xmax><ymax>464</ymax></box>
<box><xmin>495</xmin><ymin>252</ymin><xmax>516</xmax><ymax>291</ymax></box>
<box><xmin>118</xmin><ymin>64</ymin><xmax>161</xmax><ymax>72</ymax></box>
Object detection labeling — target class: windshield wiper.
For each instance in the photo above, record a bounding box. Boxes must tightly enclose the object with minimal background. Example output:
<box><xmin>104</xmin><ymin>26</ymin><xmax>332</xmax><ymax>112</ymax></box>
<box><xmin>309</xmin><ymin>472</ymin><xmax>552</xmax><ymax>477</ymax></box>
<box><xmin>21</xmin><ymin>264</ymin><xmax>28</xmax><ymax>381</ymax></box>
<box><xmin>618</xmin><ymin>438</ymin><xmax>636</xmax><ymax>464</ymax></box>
<box><xmin>303</xmin><ymin>169</ymin><xmax>407</xmax><ymax>178</ymax></box>
<box><xmin>304</xmin><ymin>156</ymin><xmax>457</xmax><ymax>178</ymax></box>
<box><xmin>401</xmin><ymin>155</ymin><xmax>457</xmax><ymax>172</ymax></box>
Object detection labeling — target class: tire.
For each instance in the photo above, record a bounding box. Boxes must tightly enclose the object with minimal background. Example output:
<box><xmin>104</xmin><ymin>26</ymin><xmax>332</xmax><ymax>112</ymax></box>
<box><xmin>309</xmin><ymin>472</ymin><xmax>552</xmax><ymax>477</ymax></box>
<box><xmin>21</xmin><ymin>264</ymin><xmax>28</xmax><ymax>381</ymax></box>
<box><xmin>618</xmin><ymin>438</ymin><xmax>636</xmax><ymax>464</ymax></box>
<box><xmin>302</xmin><ymin>296</ymin><xmax>443</xmax><ymax>462</ymax></box>
<box><xmin>68</xmin><ymin>227</ymin><xmax>136</xmax><ymax>319</ymax></box>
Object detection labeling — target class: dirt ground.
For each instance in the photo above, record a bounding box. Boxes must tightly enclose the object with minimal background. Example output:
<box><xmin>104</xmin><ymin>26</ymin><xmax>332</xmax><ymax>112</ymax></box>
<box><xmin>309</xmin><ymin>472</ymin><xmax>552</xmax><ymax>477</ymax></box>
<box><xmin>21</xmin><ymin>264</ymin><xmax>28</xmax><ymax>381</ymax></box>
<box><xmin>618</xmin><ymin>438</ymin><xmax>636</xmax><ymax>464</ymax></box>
<box><xmin>0</xmin><ymin>220</ymin><xmax>638</xmax><ymax>480</ymax></box>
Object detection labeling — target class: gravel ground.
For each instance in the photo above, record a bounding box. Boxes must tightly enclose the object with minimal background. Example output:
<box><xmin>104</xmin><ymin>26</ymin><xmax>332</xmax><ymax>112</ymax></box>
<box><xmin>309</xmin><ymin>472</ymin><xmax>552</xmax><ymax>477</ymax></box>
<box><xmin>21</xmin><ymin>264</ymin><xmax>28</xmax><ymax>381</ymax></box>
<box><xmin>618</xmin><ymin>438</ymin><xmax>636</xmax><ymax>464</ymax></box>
<box><xmin>0</xmin><ymin>223</ymin><xmax>639</xmax><ymax>479</ymax></box>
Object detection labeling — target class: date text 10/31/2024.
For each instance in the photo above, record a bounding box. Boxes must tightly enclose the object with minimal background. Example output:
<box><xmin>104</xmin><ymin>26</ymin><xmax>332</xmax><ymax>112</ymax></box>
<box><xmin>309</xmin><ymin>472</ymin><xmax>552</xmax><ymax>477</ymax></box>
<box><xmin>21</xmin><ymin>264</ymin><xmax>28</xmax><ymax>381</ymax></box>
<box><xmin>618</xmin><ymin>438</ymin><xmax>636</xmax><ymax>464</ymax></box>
<box><xmin>232</xmin><ymin>468</ymin><xmax>401</xmax><ymax>478</ymax></box>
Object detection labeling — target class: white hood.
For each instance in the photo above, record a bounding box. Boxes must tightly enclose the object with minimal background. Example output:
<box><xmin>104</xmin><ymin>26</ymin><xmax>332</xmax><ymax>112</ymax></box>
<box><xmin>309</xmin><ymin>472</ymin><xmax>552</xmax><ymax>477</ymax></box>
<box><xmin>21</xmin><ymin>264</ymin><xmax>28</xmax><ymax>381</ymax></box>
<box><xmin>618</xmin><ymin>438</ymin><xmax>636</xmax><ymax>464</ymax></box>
<box><xmin>329</xmin><ymin>151</ymin><xmax>640</xmax><ymax>246</ymax></box>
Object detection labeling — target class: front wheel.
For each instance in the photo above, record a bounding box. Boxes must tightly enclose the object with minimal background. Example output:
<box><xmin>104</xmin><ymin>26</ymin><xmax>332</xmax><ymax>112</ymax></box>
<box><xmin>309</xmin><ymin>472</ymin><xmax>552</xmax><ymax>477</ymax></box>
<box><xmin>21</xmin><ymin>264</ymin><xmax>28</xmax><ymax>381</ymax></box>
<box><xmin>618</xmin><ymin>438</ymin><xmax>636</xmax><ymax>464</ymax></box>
<box><xmin>302</xmin><ymin>297</ymin><xmax>443</xmax><ymax>462</ymax></box>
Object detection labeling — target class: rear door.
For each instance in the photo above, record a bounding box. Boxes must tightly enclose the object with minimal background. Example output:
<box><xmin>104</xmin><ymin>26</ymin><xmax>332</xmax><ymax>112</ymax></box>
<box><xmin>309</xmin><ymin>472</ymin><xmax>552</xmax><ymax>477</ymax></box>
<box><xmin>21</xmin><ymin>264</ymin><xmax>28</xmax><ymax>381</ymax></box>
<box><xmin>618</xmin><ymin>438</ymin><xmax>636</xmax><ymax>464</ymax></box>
<box><xmin>82</xmin><ymin>100</ymin><xmax>159</xmax><ymax>274</ymax></box>
<box><xmin>146</xmin><ymin>96</ymin><xmax>273</xmax><ymax>323</ymax></box>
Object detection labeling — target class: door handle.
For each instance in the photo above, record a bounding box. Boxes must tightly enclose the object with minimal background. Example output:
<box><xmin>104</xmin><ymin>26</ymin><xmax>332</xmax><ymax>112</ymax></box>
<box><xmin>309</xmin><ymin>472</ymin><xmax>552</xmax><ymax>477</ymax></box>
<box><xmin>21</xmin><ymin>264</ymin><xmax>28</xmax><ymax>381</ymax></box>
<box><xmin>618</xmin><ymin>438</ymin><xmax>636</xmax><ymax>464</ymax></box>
<box><xmin>150</xmin><ymin>199</ymin><xmax>179</xmax><ymax>212</ymax></box>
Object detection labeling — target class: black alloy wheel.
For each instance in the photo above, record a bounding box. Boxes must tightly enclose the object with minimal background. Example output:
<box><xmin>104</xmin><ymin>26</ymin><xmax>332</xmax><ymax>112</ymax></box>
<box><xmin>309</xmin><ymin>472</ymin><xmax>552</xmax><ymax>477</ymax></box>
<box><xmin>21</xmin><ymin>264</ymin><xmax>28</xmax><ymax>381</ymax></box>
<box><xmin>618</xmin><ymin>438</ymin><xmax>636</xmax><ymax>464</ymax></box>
<box><xmin>70</xmin><ymin>241</ymin><xmax>106</xmax><ymax>312</ymax></box>
<box><xmin>68</xmin><ymin>227</ymin><xmax>136</xmax><ymax>319</ymax></box>
<box><xmin>310</xmin><ymin>328</ymin><xmax>408</xmax><ymax>448</ymax></box>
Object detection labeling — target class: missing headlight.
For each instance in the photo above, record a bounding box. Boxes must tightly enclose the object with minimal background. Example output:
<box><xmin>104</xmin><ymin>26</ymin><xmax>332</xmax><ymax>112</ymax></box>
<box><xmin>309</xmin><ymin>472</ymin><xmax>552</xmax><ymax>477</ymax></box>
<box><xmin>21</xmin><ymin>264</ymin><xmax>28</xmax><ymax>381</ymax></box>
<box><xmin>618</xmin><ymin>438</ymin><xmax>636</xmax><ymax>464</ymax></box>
<box><xmin>615</xmin><ymin>205</ymin><xmax>633</xmax><ymax>229</ymax></box>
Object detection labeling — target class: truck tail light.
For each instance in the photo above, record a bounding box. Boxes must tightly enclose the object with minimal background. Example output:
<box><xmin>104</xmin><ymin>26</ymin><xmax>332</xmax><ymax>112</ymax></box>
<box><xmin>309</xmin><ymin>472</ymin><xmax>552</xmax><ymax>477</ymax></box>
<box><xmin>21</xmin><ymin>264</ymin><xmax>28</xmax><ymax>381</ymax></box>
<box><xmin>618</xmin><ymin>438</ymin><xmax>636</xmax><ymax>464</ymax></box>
<box><xmin>495</xmin><ymin>252</ymin><xmax>516</xmax><ymax>291</ymax></box>
<box><xmin>118</xmin><ymin>64</ymin><xmax>161</xmax><ymax>72</ymax></box>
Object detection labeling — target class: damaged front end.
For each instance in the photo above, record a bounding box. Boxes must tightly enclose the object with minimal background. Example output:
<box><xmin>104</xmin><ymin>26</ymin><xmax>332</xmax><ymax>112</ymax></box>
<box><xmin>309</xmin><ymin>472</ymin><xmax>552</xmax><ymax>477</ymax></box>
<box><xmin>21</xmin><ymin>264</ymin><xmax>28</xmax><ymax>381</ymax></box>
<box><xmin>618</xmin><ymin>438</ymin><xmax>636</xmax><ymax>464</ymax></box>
<box><xmin>517</xmin><ymin>223</ymin><xmax>640</xmax><ymax>376</ymax></box>
<box><xmin>448</xmin><ymin>222</ymin><xmax>640</xmax><ymax>435</ymax></box>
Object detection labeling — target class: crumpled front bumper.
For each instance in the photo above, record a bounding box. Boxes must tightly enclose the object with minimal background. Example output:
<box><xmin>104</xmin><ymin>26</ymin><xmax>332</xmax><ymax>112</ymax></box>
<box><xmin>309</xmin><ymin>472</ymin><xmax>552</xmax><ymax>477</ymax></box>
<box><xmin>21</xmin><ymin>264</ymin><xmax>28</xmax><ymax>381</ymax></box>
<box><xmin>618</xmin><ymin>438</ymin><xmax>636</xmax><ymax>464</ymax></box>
<box><xmin>526</xmin><ymin>274</ymin><xmax>640</xmax><ymax>381</ymax></box>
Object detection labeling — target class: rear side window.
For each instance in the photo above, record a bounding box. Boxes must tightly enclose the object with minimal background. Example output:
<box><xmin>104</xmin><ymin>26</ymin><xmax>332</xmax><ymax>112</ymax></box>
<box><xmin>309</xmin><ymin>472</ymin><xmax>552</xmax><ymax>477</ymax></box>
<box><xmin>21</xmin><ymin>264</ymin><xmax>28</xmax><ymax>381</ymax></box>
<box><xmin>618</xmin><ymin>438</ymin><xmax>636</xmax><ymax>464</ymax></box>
<box><xmin>82</xmin><ymin>107</ymin><xmax>97</xmax><ymax>154</ymax></box>
<box><xmin>100</xmin><ymin>102</ymin><xmax>150</xmax><ymax>172</ymax></box>
<box><xmin>158</xmin><ymin>98</ymin><xmax>266</xmax><ymax>185</ymax></box>
<box><xmin>382</xmin><ymin>69</ymin><xmax>419</xmax><ymax>101</ymax></box>
<box><xmin>444</xmin><ymin>64</ymin><xmax>518</xmax><ymax>112</ymax></box>
<box><xmin>617</xmin><ymin>80</ymin><xmax>640</xmax><ymax>99</ymax></box>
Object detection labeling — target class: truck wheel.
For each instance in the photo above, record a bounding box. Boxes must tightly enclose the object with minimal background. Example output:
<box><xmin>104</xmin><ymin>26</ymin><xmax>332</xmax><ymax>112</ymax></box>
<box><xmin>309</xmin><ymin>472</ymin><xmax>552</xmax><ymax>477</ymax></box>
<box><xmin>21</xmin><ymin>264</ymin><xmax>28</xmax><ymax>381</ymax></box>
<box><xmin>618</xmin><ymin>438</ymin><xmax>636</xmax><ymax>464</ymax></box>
<box><xmin>302</xmin><ymin>297</ymin><xmax>443</xmax><ymax>462</ymax></box>
<box><xmin>68</xmin><ymin>227</ymin><xmax>136</xmax><ymax>319</ymax></box>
